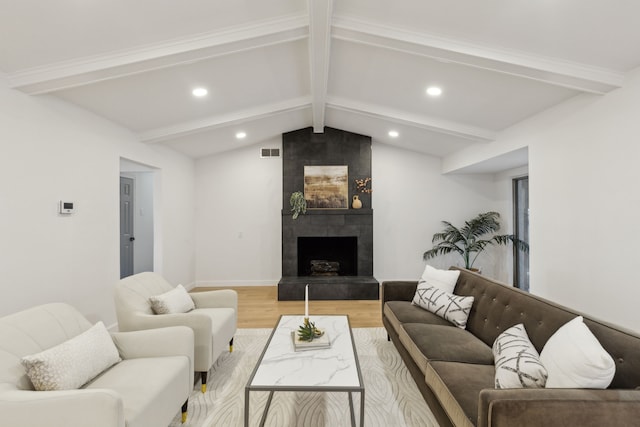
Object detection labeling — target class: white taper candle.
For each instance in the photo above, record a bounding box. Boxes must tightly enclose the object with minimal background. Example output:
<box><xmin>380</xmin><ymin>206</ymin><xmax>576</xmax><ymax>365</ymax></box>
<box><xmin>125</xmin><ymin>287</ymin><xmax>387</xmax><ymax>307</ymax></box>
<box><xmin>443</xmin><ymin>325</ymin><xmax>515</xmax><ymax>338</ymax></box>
<box><xmin>305</xmin><ymin>284</ymin><xmax>309</xmax><ymax>318</ymax></box>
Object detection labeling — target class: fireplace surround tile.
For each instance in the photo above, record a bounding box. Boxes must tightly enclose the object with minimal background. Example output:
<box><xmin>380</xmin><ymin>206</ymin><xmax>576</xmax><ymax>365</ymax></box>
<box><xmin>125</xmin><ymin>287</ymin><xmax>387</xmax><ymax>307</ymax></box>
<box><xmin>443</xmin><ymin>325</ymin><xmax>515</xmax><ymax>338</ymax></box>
<box><xmin>278</xmin><ymin>127</ymin><xmax>379</xmax><ymax>300</ymax></box>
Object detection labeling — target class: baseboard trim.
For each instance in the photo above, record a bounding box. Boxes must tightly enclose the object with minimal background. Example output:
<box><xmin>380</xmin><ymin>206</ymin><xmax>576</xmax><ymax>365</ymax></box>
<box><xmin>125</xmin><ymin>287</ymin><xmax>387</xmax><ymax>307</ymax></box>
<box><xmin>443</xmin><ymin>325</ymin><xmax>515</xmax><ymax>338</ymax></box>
<box><xmin>194</xmin><ymin>279</ymin><xmax>279</xmax><ymax>287</ymax></box>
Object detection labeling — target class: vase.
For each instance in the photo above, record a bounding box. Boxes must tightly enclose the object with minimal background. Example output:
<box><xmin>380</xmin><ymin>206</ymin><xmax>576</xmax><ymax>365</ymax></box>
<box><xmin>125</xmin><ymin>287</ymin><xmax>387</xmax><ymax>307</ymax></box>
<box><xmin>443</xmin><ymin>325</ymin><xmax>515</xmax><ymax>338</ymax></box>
<box><xmin>352</xmin><ymin>195</ymin><xmax>362</xmax><ymax>209</ymax></box>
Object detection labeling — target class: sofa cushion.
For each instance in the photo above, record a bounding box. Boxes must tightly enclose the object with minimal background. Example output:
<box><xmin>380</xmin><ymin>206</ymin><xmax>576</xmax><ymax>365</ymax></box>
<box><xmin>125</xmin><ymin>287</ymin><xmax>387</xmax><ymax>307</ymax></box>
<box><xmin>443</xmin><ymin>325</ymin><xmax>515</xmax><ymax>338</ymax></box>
<box><xmin>493</xmin><ymin>323</ymin><xmax>547</xmax><ymax>389</ymax></box>
<box><xmin>412</xmin><ymin>284</ymin><xmax>474</xmax><ymax>329</ymax></box>
<box><xmin>21</xmin><ymin>321</ymin><xmax>121</xmax><ymax>391</ymax></box>
<box><xmin>385</xmin><ymin>301</ymin><xmax>453</xmax><ymax>326</ymax></box>
<box><xmin>400</xmin><ymin>323</ymin><xmax>494</xmax><ymax>366</ymax></box>
<box><xmin>420</xmin><ymin>265</ymin><xmax>461</xmax><ymax>293</ymax></box>
<box><xmin>540</xmin><ymin>316</ymin><xmax>615</xmax><ymax>389</ymax></box>
<box><xmin>85</xmin><ymin>356</ymin><xmax>190</xmax><ymax>427</ymax></box>
<box><xmin>149</xmin><ymin>284</ymin><xmax>195</xmax><ymax>315</ymax></box>
<box><xmin>384</xmin><ymin>301</ymin><xmax>453</xmax><ymax>332</ymax></box>
<box><xmin>385</xmin><ymin>304</ymin><xmax>457</xmax><ymax>375</ymax></box>
<box><xmin>426</xmin><ymin>361</ymin><xmax>495</xmax><ymax>427</ymax></box>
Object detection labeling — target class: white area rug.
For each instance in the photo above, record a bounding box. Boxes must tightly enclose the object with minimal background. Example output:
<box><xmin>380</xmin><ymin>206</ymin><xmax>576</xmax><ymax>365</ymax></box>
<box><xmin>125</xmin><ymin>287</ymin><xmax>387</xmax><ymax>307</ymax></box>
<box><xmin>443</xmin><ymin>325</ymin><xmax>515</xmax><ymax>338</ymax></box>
<box><xmin>170</xmin><ymin>327</ymin><xmax>438</xmax><ymax>427</ymax></box>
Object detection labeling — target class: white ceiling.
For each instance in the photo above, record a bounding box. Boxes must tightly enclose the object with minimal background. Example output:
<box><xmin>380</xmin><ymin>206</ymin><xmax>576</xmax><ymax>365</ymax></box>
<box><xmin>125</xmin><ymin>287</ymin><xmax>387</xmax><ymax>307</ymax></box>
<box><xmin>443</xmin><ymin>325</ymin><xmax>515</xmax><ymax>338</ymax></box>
<box><xmin>2</xmin><ymin>1</ymin><xmax>640</xmax><ymax>170</ymax></box>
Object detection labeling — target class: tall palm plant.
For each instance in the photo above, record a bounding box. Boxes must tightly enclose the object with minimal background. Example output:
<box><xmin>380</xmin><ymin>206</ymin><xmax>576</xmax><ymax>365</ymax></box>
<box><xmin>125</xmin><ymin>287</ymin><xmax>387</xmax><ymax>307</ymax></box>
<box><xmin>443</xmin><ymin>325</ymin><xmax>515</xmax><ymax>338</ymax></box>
<box><xmin>423</xmin><ymin>211</ymin><xmax>529</xmax><ymax>269</ymax></box>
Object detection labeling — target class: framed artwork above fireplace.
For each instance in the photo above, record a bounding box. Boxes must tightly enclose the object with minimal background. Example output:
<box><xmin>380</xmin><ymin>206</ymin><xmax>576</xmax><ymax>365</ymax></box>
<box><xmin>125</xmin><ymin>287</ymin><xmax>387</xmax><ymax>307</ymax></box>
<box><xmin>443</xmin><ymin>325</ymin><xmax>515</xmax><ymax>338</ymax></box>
<box><xmin>303</xmin><ymin>165</ymin><xmax>348</xmax><ymax>209</ymax></box>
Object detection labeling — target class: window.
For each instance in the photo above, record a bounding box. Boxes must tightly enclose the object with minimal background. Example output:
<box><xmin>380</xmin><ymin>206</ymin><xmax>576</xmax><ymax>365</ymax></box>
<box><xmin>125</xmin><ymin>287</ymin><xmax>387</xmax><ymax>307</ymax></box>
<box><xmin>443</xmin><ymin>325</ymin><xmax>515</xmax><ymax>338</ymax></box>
<box><xmin>513</xmin><ymin>176</ymin><xmax>529</xmax><ymax>291</ymax></box>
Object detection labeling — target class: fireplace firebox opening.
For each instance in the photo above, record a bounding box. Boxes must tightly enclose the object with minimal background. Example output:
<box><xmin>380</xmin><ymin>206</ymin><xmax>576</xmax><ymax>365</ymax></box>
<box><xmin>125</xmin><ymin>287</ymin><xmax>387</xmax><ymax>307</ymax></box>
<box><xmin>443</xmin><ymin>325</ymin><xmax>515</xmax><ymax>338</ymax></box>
<box><xmin>297</xmin><ymin>236</ymin><xmax>357</xmax><ymax>277</ymax></box>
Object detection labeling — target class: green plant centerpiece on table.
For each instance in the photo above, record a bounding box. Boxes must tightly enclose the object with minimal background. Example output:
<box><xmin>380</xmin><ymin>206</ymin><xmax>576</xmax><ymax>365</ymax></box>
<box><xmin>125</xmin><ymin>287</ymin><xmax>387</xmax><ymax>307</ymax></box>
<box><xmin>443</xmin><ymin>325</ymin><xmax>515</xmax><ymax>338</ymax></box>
<box><xmin>290</xmin><ymin>191</ymin><xmax>307</xmax><ymax>219</ymax></box>
<box><xmin>297</xmin><ymin>317</ymin><xmax>324</xmax><ymax>342</ymax></box>
<box><xmin>423</xmin><ymin>211</ymin><xmax>529</xmax><ymax>269</ymax></box>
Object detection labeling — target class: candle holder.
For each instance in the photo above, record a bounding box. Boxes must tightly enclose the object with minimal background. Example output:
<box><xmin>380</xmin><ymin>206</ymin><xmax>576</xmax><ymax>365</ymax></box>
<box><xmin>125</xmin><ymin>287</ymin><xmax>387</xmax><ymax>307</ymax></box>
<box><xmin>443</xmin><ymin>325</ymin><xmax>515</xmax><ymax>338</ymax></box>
<box><xmin>297</xmin><ymin>317</ymin><xmax>324</xmax><ymax>342</ymax></box>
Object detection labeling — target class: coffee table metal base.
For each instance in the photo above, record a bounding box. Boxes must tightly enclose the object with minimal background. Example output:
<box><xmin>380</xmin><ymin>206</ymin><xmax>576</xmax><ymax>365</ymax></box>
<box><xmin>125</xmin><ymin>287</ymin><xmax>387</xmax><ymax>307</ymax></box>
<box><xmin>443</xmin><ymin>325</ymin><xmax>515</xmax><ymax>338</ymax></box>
<box><xmin>244</xmin><ymin>387</ymin><xmax>364</xmax><ymax>427</ymax></box>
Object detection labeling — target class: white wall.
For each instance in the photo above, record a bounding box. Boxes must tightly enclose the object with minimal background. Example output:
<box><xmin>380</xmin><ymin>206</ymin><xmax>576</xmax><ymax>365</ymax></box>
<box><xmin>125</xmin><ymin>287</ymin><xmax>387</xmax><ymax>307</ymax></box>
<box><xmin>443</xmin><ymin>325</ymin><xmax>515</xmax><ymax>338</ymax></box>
<box><xmin>528</xmin><ymin>70</ymin><xmax>640</xmax><ymax>332</ymax></box>
<box><xmin>441</xmin><ymin>68</ymin><xmax>640</xmax><ymax>333</ymax></box>
<box><xmin>194</xmin><ymin>138</ymin><xmax>282</xmax><ymax>285</ymax></box>
<box><xmin>372</xmin><ymin>143</ymin><xmax>510</xmax><ymax>282</ymax></box>
<box><xmin>0</xmin><ymin>78</ymin><xmax>196</xmax><ymax>326</ymax></box>
<box><xmin>193</xmin><ymin>137</ymin><xmax>512</xmax><ymax>286</ymax></box>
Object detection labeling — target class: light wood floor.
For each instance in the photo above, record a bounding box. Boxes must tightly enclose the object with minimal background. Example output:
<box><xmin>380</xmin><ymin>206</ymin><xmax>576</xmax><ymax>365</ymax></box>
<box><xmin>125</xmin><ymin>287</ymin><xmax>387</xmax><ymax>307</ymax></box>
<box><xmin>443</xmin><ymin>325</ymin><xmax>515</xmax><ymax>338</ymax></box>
<box><xmin>195</xmin><ymin>286</ymin><xmax>383</xmax><ymax>329</ymax></box>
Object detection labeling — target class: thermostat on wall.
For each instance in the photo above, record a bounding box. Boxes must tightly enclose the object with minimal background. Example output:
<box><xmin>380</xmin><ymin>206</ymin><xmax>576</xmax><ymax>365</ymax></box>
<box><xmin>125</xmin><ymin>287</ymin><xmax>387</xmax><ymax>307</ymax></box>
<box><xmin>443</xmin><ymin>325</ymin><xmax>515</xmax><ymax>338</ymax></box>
<box><xmin>59</xmin><ymin>201</ymin><xmax>74</xmax><ymax>214</ymax></box>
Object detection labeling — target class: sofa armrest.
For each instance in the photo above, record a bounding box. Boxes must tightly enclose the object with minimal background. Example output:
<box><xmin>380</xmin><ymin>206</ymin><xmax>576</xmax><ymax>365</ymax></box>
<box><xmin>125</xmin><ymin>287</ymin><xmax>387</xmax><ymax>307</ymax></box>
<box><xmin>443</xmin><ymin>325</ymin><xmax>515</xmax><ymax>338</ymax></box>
<box><xmin>190</xmin><ymin>289</ymin><xmax>238</xmax><ymax>311</ymax></box>
<box><xmin>478</xmin><ymin>388</ymin><xmax>640</xmax><ymax>427</ymax></box>
<box><xmin>381</xmin><ymin>281</ymin><xmax>418</xmax><ymax>304</ymax></box>
<box><xmin>0</xmin><ymin>386</ymin><xmax>124</xmax><ymax>427</ymax></box>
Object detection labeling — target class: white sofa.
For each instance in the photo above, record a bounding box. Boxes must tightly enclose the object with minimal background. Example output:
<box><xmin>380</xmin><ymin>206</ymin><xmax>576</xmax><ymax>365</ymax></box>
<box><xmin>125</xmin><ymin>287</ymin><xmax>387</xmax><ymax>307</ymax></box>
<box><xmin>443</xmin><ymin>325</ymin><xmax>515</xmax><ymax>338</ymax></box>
<box><xmin>114</xmin><ymin>272</ymin><xmax>237</xmax><ymax>392</ymax></box>
<box><xmin>0</xmin><ymin>303</ymin><xmax>194</xmax><ymax>427</ymax></box>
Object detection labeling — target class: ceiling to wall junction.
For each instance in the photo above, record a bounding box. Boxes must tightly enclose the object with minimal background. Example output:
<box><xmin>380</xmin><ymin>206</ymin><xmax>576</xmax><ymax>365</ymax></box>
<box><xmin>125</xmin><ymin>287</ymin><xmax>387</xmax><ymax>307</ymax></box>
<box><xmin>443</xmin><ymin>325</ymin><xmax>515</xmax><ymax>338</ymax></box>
<box><xmin>2</xmin><ymin>0</ymin><xmax>640</xmax><ymax>172</ymax></box>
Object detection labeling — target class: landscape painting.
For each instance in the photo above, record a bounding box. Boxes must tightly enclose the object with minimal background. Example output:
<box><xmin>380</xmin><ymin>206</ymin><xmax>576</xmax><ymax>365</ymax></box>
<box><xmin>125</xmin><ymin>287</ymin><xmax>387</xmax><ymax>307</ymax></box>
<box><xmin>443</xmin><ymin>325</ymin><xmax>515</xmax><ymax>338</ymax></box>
<box><xmin>304</xmin><ymin>166</ymin><xmax>348</xmax><ymax>209</ymax></box>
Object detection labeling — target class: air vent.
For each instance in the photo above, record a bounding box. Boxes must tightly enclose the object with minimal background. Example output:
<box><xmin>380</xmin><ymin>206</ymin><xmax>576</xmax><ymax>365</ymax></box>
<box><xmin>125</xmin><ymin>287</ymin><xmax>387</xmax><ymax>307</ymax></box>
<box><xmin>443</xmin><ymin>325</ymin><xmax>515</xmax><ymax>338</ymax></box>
<box><xmin>260</xmin><ymin>148</ymin><xmax>280</xmax><ymax>158</ymax></box>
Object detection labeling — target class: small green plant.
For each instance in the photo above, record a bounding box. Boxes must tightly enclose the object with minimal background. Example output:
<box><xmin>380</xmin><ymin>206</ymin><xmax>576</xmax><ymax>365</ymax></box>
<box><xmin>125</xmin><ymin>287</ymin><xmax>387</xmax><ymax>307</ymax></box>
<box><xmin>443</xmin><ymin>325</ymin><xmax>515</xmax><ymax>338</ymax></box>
<box><xmin>290</xmin><ymin>191</ymin><xmax>307</xmax><ymax>219</ymax></box>
<box><xmin>423</xmin><ymin>211</ymin><xmax>529</xmax><ymax>269</ymax></box>
<box><xmin>297</xmin><ymin>318</ymin><xmax>323</xmax><ymax>342</ymax></box>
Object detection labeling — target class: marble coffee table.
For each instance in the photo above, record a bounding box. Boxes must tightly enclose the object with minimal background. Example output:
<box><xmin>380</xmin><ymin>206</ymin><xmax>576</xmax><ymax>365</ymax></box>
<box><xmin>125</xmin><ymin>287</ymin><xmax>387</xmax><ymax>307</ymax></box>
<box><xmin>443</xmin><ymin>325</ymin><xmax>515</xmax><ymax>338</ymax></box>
<box><xmin>244</xmin><ymin>314</ymin><xmax>364</xmax><ymax>426</ymax></box>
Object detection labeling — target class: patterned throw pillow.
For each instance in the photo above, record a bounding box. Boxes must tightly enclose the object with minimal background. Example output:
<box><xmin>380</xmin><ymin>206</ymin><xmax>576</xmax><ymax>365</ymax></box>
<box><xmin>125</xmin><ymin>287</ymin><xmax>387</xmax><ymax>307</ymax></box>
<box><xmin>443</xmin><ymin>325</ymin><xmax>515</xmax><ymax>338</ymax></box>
<box><xmin>149</xmin><ymin>284</ymin><xmax>195</xmax><ymax>314</ymax></box>
<box><xmin>412</xmin><ymin>283</ymin><xmax>474</xmax><ymax>329</ymax></box>
<box><xmin>21</xmin><ymin>321</ymin><xmax>121</xmax><ymax>391</ymax></box>
<box><xmin>493</xmin><ymin>324</ymin><xmax>547</xmax><ymax>389</ymax></box>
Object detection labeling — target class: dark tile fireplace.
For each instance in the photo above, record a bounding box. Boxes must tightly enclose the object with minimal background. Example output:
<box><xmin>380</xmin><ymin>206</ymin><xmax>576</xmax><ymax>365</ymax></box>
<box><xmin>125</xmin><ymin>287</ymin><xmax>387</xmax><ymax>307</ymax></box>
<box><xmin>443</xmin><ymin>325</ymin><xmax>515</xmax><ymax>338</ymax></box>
<box><xmin>277</xmin><ymin>127</ymin><xmax>379</xmax><ymax>301</ymax></box>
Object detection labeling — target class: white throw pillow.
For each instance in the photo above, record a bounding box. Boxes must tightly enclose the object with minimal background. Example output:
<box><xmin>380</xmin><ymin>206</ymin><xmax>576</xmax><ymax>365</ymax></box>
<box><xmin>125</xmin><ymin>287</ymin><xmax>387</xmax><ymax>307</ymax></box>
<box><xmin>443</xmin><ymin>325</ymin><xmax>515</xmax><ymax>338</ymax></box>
<box><xmin>493</xmin><ymin>323</ymin><xmax>547</xmax><ymax>389</ymax></box>
<box><xmin>419</xmin><ymin>265</ymin><xmax>460</xmax><ymax>294</ymax></box>
<box><xmin>149</xmin><ymin>284</ymin><xmax>195</xmax><ymax>314</ymax></box>
<box><xmin>21</xmin><ymin>321</ymin><xmax>121</xmax><ymax>391</ymax></box>
<box><xmin>539</xmin><ymin>316</ymin><xmax>616</xmax><ymax>389</ymax></box>
<box><xmin>412</xmin><ymin>283</ymin><xmax>473</xmax><ymax>329</ymax></box>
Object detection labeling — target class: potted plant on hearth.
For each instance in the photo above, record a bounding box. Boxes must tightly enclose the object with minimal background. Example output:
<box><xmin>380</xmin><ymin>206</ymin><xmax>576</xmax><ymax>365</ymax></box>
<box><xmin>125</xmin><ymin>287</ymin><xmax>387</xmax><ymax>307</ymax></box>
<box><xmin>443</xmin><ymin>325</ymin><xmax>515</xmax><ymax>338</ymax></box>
<box><xmin>290</xmin><ymin>191</ymin><xmax>307</xmax><ymax>219</ymax></box>
<box><xmin>423</xmin><ymin>211</ymin><xmax>529</xmax><ymax>270</ymax></box>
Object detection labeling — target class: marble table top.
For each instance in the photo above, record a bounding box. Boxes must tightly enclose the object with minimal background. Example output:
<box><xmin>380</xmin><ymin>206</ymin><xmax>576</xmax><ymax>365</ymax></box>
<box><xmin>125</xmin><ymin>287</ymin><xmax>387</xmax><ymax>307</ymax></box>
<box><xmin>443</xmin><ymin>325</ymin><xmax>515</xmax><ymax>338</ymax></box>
<box><xmin>249</xmin><ymin>315</ymin><xmax>362</xmax><ymax>389</ymax></box>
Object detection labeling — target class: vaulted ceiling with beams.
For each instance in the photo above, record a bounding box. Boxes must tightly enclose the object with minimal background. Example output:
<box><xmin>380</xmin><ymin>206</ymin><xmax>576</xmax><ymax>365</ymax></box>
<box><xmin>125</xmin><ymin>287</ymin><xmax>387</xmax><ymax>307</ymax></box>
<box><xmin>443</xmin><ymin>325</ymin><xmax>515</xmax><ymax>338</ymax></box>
<box><xmin>2</xmin><ymin>1</ymin><xmax>640</xmax><ymax>169</ymax></box>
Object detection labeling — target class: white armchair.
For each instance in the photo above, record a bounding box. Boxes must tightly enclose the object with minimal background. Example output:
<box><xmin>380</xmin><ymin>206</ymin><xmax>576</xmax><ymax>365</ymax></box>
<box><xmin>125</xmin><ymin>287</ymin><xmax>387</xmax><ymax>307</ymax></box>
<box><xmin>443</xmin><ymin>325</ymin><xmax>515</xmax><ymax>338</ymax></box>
<box><xmin>0</xmin><ymin>303</ymin><xmax>194</xmax><ymax>427</ymax></box>
<box><xmin>114</xmin><ymin>272</ymin><xmax>237</xmax><ymax>392</ymax></box>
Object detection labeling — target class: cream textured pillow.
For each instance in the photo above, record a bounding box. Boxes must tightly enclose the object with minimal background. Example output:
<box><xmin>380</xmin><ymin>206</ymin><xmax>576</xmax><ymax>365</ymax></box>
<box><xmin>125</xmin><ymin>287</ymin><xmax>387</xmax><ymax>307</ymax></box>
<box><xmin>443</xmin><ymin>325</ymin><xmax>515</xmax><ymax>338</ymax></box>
<box><xmin>412</xmin><ymin>283</ymin><xmax>474</xmax><ymax>329</ymax></box>
<box><xmin>419</xmin><ymin>265</ymin><xmax>460</xmax><ymax>293</ymax></box>
<box><xmin>539</xmin><ymin>316</ymin><xmax>616</xmax><ymax>388</ymax></box>
<box><xmin>149</xmin><ymin>284</ymin><xmax>195</xmax><ymax>314</ymax></box>
<box><xmin>21</xmin><ymin>321</ymin><xmax>121</xmax><ymax>391</ymax></box>
<box><xmin>493</xmin><ymin>323</ymin><xmax>547</xmax><ymax>389</ymax></box>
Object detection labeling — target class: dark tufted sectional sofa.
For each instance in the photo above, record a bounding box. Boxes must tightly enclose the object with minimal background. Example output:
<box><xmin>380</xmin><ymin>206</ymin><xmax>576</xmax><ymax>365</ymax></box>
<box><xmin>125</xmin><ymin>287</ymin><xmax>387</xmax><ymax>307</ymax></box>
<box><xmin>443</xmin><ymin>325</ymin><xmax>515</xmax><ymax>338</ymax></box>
<box><xmin>382</xmin><ymin>267</ymin><xmax>640</xmax><ymax>427</ymax></box>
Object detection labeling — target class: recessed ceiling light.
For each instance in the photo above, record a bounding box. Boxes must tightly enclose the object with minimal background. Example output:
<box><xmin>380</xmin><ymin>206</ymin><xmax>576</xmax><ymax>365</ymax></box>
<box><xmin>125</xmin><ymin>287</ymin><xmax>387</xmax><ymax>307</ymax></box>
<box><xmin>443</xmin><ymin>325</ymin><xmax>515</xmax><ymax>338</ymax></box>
<box><xmin>426</xmin><ymin>86</ymin><xmax>442</xmax><ymax>97</ymax></box>
<box><xmin>192</xmin><ymin>87</ymin><xmax>208</xmax><ymax>97</ymax></box>
<box><xmin>388</xmin><ymin>130</ymin><xmax>399</xmax><ymax>138</ymax></box>
<box><xmin>235</xmin><ymin>131</ymin><xmax>247</xmax><ymax>139</ymax></box>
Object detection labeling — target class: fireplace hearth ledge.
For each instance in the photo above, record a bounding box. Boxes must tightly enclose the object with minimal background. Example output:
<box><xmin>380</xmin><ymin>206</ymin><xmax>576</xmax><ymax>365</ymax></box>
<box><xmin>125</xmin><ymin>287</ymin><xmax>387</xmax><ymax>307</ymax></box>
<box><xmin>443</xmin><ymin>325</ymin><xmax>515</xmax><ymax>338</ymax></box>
<box><xmin>278</xmin><ymin>276</ymin><xmax>379</xmax><ymax>301</ymax></box>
